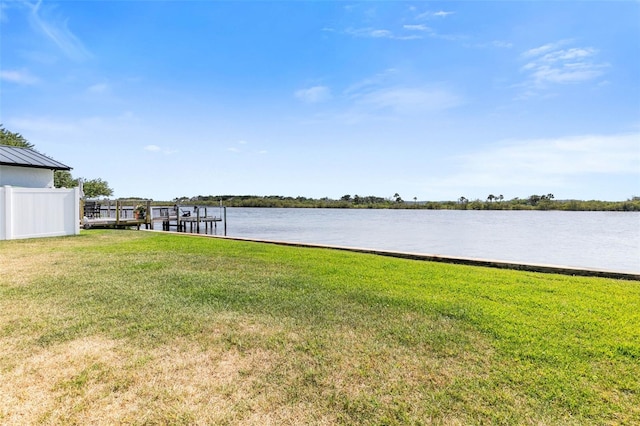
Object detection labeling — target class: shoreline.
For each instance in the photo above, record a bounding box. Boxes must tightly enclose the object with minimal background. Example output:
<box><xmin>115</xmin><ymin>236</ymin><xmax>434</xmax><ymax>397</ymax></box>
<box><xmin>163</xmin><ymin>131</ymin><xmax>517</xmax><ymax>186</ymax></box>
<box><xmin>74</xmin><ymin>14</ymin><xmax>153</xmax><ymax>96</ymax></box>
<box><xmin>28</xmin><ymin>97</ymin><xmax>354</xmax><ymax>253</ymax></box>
<box><xmin>144</xmin><ymin>230</ymin><xmax>640</xmax><ymax>281</ymax></box>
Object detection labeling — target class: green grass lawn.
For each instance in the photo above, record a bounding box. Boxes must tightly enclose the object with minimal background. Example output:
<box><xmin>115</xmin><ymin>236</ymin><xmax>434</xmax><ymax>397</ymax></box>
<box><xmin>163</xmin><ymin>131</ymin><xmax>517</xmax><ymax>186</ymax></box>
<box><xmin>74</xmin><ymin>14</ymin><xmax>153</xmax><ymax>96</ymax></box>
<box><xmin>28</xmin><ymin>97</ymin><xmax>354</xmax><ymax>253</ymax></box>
<box><xmin>1</xmin><ymin>230</ymin><xmax>638</xmax><ymax>425</ymax></box>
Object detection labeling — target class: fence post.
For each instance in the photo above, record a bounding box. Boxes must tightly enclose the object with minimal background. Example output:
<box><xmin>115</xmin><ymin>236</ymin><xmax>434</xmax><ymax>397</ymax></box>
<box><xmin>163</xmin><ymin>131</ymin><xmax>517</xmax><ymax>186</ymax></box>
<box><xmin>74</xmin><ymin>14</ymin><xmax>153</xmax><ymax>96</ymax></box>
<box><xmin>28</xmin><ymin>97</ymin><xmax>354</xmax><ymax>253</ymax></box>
<box><xmin>2</xmin><ymin>186</ymin><xmax>12</xmax><ymax>240</ymax></box>
<box><xmin>146</xmin><ymin>200</ymin><xmax>152</xmax><ymax>229</ymax></box>
<box><xmin>74</xmin><ymin>187</ymin><xmax>81</xmax><ymax>235</ymax></box>
<box><xmin>79</xmin><ymin>197</ymin><xmax>85</xmax><ymax>227</ymax></box>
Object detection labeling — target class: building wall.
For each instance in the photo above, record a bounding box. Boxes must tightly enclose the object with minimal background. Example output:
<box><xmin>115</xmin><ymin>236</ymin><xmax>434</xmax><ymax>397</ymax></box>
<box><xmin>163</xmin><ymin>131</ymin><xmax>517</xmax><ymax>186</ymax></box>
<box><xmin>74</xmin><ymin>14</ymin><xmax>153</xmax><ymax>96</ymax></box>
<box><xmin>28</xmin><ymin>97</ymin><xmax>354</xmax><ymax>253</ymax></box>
<box><xmin>0</xmin><ymin>165</ymin><xmax>54</xmax><ymax>188</ymax></box>
<box><xmin>0</xmin><ymin>186</ymin><xmax>80</xmax><ymax>240</ymax></box>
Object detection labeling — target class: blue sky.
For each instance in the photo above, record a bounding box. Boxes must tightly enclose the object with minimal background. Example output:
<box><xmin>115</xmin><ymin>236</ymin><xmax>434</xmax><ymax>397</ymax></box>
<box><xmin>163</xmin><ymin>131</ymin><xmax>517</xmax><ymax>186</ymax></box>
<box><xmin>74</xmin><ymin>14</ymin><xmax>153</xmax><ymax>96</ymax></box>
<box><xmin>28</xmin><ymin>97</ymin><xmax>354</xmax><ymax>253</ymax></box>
<box><xmin>1</xmin><ymin>1</ymin><xmax>639</xmax><ymax>201</ymax></box>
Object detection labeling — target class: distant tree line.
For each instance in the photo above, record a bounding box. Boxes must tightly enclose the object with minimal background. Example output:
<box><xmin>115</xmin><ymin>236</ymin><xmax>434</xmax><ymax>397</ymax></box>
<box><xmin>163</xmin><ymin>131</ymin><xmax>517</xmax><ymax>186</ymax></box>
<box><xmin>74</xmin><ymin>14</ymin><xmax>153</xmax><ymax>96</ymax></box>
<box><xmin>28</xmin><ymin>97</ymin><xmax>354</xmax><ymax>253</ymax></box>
<box><xmin>170</xmin><ymin>193</ymin><xmax>640</xmax><ymax>211</ymax></box>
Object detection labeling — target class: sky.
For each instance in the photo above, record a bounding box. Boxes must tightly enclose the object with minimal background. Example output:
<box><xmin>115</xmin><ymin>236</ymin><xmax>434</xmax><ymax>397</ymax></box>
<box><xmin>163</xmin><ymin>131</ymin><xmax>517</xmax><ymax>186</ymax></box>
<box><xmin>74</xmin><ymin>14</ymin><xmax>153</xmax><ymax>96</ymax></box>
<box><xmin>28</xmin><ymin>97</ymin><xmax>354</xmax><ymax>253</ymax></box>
<box><xmin>1</xmin><ymin>1</ymin><xmax>639</xmax><ymax>202</ymax></box>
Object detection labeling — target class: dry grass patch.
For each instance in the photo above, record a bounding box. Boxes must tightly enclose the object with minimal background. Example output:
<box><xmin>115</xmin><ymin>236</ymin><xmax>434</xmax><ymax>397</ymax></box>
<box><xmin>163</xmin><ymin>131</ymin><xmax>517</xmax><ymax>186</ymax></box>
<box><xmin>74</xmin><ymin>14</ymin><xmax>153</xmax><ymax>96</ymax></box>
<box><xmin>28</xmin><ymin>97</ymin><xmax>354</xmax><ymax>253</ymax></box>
<box><xmin>1</xmin><ymin>334</ymin><xmax>305</xmax><ymax>425</ymax></box>
<box><xmin>112</xmin><ymin>342</ymin><xmax>282</xmax><ymax>424</ymax></box>
<box><xmin>0</xmin><ymin>336</ymin><xmax>120</xmax><ymax>424</ymax></box>
<box><xmin>0</xmin><ymin>250</ymin><xmax>70</xmax><ymax>287</ymax></box>
<box><xmin>0</xmin><ymin>312</ymin><xmax>342</xmax><ymax>425</ymax></box>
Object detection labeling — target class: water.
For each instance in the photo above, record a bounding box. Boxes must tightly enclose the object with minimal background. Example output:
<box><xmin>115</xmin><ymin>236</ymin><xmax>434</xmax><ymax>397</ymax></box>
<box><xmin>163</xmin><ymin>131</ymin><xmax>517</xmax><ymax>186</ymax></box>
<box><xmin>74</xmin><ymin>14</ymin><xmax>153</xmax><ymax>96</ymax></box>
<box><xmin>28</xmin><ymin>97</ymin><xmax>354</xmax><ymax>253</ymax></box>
<box><xmin>160</xmin><ymin>207</ymin><xmax>640</xmax><ymax>273</ymax></box>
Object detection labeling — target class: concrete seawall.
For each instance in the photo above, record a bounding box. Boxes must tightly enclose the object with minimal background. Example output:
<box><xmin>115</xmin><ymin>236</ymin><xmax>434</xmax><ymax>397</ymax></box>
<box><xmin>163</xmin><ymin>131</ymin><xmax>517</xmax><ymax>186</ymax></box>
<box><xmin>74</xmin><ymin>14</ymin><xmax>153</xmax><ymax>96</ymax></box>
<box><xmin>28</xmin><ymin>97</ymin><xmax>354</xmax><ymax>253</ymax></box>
<box><xmin>146</xmin><ymin>230</ymin><xmax>640</xmax><ymax>281</ymax></box>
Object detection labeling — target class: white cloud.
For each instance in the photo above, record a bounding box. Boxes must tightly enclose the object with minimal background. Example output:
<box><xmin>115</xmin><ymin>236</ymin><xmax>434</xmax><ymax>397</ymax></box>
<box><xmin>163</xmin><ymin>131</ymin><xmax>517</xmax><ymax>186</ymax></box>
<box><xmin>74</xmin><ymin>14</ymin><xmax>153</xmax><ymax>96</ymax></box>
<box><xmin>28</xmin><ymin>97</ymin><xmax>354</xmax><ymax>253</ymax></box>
<box><xmin>519</xmin><ymin>40</ymin><xmax>608</xmax><ymax>92</ymax></box>
<box><xmin>542</xmin><ymin>47</ymin><xmax>596</xmax><ymax>62</ymax></box>
<box><xmin>491</xmin><ymin>40</ymin><xmax>513</xmax><ymax>49</ymax></box>
<box><xmin>476</xmin><ymin>133</ymin><xmax>638</xmax><ymax>174</ymax></box>
<box><xmin>522</xmin><ymin>40</ymin><xmax>570</xmax><ymax>58</ymax></box>
<box><xmin>87</xmin><ymin>83</ymin><xmax>109</xmax><ymax>94</ymax></box>
<box><xmin>226</xmin><ymin>140</ymin><xmax>266</xmax><ymax>155</ymax></box>
<box><xmin>352</xmin><ymin>86</ymin><xmax>463</xmax><ymax>114</ymax></box>
<box><xmin>345</xmin><ymin>27</ymin><xmax>389</xmax><ymax>38</ymax></box>
<box><xmin>399</xmin><ymin>24</ymin><xmax>461</xmax><ymax>42</ymax></box>
<box><xmin>369</xmin><ymin>29</ymin><xmax>393</xmax><ymax>38</ymax></box>
<box><xmin>227</xmin><ymin>140</ymin><xmax>247</xmax><ymax>153</ymax></box>
<box><xmin>430</xmin><ymin>133</ymin><xmax>640</xmax><ymax>194</ymax></box>
<box><xmin>338</xmin><ymin>7</ymin><xmax>458</xmax><ymax>42</ymax></box>
<box><xmin>331</xmin><ymin>70</ymin><xmax>464</xmax><ymax>120</ymax></box>
<box><xmin>294</xmin><ymin>86</ymin><xmax>332</xmax><ymax>103</ymax></box>
<box><xmin>0</xmin><ymin>69</ymin><xmax>39</xmax><ymax>85</ymax></box>
<box><xmin>416</xmin><ymin>10</ymin><xmax>455</xmax><ymax>20</ymax></box>
<box><xmin>9</xmin><ymin>116</ymin><xmax>79</xmax><ymax>134</ymax></box>
<box><xmin>403</xmin><ymin>24</ymin><xmax>429</xmax><ymax>32</ymax></box>
<box><xmin>144</xmin><ymin>144</ymin><xmax>177</xmax><ymax>155</ymax></box>
<box><xmin>344</xmin><ymin>27</ymin><xmax>421</xmax><ymax>40</ymax></box>
<box><xmin>26</xmin><ymin>0</ymin><xmax>91</xmax><ymax>61</ymax></box>
<box><xmin>468</xmin><ymin>40</ymin><xmax>514</xmax><ymax>49</ymax></box>
<box><xmin>0</xmin><ymin>3</ymin><xmax>8</xmax><ymax>23</ymax></box>
<box><xmin>343</xmin><ymin>69</ymin><xmax>398</xmax><ymax>96</ymax></box>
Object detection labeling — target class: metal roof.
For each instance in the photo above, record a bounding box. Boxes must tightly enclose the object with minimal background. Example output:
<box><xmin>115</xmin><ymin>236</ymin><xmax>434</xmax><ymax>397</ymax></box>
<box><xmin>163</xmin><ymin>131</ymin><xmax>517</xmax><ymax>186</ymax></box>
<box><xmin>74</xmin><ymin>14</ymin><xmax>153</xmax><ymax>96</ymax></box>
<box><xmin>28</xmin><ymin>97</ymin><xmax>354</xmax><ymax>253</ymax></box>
<box><xmin>0</xmin><ymin>145</ymin><xmax>71</xmax><ymax>171</ymax></box>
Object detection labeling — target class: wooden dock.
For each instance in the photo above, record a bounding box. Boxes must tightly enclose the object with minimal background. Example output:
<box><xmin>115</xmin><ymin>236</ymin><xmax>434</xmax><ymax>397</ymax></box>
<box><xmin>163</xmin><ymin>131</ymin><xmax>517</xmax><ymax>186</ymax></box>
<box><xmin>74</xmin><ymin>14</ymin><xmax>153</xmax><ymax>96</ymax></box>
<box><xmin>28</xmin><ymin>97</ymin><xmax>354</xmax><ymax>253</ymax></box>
<box><xmin>82</xmin><ymin>200</ymin><xmax>152</xmax><ymax>229</ymax></box>
<box><xmin>82</xmin><ymin>200</ymin><xmax>226</xmax><ymax>235</ymax></box>
<box><xmin>155</xmin><ymin>205</ymin><xmax>225</xmax><ymax>235</ymax></box>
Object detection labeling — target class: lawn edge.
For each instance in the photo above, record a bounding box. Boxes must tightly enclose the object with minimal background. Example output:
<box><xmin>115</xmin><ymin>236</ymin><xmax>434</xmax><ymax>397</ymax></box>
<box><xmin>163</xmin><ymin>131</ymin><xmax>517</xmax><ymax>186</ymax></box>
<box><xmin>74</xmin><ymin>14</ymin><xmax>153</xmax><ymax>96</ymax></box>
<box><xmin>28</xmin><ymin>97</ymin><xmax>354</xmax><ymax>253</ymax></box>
<box><xmin>141</xmin><ymin>230</ymin><xmax>640</xmax><ymax>281</ymax></box>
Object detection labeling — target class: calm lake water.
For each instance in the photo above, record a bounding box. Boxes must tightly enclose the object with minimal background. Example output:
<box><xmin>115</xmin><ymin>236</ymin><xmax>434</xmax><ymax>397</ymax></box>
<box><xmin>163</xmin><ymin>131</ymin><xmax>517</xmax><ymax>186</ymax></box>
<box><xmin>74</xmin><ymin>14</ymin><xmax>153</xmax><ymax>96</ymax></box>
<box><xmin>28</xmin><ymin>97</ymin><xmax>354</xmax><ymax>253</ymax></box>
<box><xmin>164</xmin><ymin>207</ymin><xmax>640</xmax><ymax>273</ymax></box>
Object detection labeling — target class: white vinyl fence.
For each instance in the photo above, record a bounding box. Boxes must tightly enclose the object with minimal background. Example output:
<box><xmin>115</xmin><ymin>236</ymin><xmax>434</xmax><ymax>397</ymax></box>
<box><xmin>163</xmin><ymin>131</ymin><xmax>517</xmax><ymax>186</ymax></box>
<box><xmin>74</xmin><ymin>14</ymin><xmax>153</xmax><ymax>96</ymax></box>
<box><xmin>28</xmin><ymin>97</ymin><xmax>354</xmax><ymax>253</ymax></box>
<box><xmin>0</xmin><ymin>186</ymin><xmax>80</xmax><ymax>240</ymax></box>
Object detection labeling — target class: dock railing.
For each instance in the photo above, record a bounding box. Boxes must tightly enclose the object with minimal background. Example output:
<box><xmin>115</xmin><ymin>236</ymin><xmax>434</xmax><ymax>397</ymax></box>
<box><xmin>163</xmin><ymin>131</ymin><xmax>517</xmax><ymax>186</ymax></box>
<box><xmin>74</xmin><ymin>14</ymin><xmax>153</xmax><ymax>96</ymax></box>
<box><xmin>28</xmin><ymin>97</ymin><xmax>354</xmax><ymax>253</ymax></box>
<box><xmin>81</xmin><ymin>200</ymin><xmax>226</xmax><ymax>234</ymax></box>
<box><xmin>81</xmin><ymin>199</ymin><xmax>152</xmax><ymax>229</ymax></box>
<box><xmin>156</xmin><ymin>204</ymin><xmax>225</xmax><ymax>235</ymax></box>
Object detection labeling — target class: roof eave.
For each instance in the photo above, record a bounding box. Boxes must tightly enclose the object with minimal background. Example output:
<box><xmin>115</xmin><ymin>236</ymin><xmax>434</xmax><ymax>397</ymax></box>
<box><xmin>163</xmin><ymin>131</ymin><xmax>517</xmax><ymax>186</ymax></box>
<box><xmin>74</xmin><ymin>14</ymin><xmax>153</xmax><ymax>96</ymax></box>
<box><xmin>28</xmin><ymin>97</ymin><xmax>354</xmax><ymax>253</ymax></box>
<box><xmin>0</xmin><ymin>162</ymin><xmax>72</xmax><ymax>171</ymax></box>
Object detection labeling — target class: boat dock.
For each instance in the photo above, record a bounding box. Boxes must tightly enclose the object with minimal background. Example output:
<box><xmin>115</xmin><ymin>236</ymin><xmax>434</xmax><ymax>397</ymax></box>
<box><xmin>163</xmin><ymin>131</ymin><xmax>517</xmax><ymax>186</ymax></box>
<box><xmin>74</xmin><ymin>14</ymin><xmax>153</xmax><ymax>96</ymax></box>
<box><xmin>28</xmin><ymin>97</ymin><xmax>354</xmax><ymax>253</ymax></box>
<box><xmin>82</xmin><ymin>200</ymin><xmax>226</xmax><ymax>235</ymax></box>
<box><xmin>156</xmin><ymin>205</ymin><xmax>226</xmax><ymax>234</ymax></box>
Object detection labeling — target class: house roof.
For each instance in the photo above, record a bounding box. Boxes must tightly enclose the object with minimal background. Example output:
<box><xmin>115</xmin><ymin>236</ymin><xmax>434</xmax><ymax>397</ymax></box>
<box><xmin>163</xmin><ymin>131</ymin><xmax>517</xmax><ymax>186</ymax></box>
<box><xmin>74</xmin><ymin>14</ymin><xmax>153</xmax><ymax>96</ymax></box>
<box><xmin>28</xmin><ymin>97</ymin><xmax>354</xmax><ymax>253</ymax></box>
<box><xmin>0</xmin><ymin>145</ymin><xmax>71</xmax><ymax>171</ymax></box>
